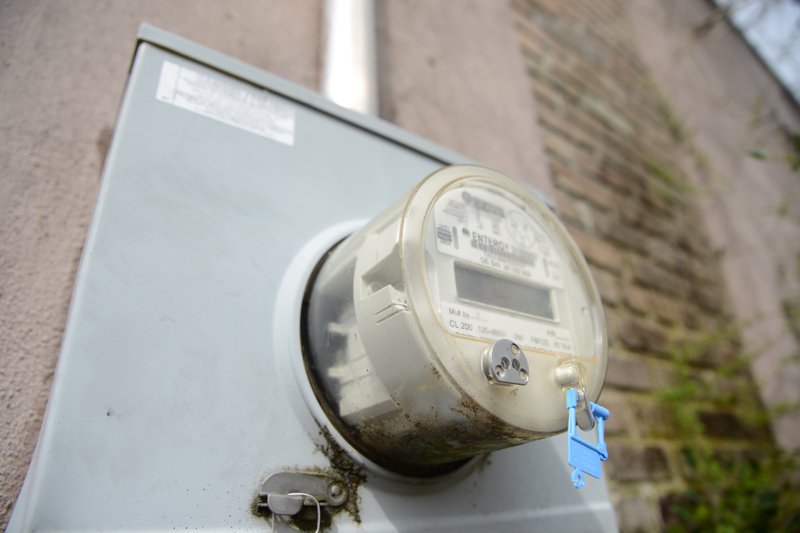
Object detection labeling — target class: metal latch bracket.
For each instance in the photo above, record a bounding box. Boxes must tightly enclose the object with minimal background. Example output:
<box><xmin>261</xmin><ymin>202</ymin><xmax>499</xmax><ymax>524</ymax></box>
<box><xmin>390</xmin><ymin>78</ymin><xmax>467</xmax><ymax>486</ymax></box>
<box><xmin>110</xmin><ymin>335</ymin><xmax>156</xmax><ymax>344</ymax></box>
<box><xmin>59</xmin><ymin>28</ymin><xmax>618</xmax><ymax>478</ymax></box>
<box><xmin>257</xmin><ymin>471</ymin><xmax>348</xmax><ymax>516</ymax></box>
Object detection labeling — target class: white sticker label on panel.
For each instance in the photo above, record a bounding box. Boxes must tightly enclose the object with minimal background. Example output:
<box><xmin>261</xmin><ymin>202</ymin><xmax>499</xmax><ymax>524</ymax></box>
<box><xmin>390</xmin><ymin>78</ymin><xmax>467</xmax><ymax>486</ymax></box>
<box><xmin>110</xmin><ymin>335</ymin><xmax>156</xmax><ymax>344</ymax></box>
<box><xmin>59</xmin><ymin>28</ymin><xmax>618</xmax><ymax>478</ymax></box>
<box><xmin>156</xmin><ymin>61</ymin><xmax>295</xmax><ymax>146</ymax></box>
<box><xmin>441</xmin><ymin>301</ymin><xmax>575</xmax><ymax>355</ymax></box>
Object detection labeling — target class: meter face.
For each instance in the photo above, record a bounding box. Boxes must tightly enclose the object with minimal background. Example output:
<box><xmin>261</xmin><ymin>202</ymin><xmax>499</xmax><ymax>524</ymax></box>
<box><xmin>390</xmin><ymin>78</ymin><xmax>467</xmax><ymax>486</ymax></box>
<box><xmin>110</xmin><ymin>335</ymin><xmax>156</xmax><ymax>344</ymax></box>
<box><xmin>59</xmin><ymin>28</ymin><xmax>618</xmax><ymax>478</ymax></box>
<box><xmin>305</xmin><ymin>166</ymin><xmax>607</xmax><ymax>470</ymax></box>
<box><xmin>424</xmin><ymin>181</ymin><xmax>593</xmax><ymax>358</ymax></box>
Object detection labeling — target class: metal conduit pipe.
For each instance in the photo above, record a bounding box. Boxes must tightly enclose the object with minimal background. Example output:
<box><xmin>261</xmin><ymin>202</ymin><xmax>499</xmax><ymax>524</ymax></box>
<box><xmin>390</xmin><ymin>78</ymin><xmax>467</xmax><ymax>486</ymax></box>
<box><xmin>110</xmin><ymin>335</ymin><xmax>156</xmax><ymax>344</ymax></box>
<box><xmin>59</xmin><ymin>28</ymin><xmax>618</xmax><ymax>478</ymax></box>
<box><xmin>322</xmin><ymin>0</ymin><xmax>378</xmax><ymax>115</ymax></box>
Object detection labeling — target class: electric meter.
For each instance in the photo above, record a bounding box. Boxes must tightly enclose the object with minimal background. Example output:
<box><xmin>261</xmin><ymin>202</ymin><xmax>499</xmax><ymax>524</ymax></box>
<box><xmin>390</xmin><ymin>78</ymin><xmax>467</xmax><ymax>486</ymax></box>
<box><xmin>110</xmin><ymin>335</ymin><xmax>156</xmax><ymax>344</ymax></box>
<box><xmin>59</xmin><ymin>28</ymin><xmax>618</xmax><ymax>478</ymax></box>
<box><xmin>304</xmin><ymin>165</ymin><xmax>607</xmax><ymax>475</ymax></box>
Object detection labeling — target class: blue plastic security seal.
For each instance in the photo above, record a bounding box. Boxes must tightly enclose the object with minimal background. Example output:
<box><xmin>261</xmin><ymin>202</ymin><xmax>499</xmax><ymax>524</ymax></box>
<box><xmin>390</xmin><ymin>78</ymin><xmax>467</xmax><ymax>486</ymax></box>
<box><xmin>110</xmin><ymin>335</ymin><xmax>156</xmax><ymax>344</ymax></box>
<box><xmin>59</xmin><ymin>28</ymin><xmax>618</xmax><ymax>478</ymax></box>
<box><xmin>566</xmin><ymin>388</ymin><xmax>610</xmax><ymax>489</ymax></box>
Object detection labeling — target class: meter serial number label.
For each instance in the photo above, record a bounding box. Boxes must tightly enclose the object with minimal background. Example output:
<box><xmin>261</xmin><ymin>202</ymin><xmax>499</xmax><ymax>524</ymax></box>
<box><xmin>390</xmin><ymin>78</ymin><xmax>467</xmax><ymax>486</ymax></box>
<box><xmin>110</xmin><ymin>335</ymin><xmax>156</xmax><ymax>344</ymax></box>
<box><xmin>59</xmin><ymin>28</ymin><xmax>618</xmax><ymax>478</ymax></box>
<box><xmin>441</xmin><ymin>301</ymin><xmax>576</xmax><ymax>355</ymax></box>
<box><xmin>433</xmin><ymin>188</ymin><xmax>563</xmax><ymax>288</ymax></box>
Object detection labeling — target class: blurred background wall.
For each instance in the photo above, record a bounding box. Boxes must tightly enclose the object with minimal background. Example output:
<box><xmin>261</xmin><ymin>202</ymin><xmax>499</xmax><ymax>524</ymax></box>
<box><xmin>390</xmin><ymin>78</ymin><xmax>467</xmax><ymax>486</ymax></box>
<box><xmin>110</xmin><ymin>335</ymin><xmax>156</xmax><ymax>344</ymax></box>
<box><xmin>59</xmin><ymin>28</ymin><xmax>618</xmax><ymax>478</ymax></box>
<box><xmin>2</xmin><ymin>0</ymin><xmax>798</xmax><ymax>530</ymax></box>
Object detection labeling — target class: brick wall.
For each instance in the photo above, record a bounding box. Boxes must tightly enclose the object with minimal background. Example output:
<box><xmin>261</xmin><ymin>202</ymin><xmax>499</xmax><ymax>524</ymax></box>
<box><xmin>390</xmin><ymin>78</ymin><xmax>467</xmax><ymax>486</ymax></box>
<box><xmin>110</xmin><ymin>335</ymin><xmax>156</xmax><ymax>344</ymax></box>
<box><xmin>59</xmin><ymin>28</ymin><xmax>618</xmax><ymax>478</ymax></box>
<box><xmin>512</xmin><ymin>0</ymin><xmax>787</xmax><ymax>530</ymax></box>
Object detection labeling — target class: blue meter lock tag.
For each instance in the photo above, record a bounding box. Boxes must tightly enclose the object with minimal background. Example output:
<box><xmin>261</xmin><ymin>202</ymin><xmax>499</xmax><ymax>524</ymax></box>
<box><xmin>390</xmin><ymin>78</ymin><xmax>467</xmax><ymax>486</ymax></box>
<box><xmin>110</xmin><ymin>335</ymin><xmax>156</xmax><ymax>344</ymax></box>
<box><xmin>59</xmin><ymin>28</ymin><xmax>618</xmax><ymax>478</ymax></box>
<box><xmin>565</xmin><ymin>388</ymin><xmax>610</xmax><ymax>489</ymax></box>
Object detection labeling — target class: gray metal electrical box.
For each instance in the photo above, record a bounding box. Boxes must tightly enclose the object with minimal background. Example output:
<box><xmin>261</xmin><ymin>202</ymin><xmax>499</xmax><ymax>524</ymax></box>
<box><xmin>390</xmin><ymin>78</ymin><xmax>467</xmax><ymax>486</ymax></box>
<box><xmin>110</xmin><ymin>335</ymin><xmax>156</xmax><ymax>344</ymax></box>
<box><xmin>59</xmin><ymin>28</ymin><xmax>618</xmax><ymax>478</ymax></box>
<box><xmin>8</xmin><ymin>25</ymin><xmax>617</xmax><ymax>532</ymax></box>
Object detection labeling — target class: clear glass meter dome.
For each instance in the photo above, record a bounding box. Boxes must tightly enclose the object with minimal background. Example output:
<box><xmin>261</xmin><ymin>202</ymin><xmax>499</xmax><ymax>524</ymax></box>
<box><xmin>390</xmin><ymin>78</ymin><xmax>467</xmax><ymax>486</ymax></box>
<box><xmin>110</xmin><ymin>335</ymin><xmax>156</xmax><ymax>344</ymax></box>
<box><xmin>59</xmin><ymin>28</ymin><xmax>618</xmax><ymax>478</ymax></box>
<box><xmin>303</xmin><ymin>165</ymin><xmax>607</xmax><ymax>476</ymax></box>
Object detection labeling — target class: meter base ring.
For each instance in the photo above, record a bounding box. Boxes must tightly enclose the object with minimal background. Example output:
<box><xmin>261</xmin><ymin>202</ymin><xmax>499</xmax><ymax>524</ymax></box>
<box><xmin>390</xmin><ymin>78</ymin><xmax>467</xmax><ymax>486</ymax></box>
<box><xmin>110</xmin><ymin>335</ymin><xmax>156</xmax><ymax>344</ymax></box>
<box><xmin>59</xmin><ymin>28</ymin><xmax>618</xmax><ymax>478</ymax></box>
<box><xmin>274</xmin><ymin>220</ymin><xmax>478</xmax><ymax>485</ymax></box>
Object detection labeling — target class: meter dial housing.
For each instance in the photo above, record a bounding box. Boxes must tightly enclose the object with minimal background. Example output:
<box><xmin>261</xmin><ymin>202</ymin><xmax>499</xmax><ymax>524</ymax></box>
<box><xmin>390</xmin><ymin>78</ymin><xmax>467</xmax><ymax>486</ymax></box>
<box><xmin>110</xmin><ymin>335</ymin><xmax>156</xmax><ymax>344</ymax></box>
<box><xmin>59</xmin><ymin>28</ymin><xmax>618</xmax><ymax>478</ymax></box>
<box><xmin>303</xmin><ymin>165</ymin><xmax>607</xmax><ymax>475</ymax></box>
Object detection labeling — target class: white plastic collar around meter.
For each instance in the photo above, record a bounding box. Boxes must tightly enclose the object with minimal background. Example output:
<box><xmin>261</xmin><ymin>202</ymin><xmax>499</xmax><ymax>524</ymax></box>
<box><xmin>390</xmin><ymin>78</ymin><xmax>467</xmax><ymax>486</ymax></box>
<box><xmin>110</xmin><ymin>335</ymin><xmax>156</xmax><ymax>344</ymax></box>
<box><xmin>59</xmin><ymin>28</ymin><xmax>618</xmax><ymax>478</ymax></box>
<box><xmin>400</xmin><ymin>165</ymin><xmax>608</xmax><ymax>433</ymax></box>
<box><xmin>273</xmin><ymin>219</ymin><xmax>480</xmax><ymax>484</ymax></box>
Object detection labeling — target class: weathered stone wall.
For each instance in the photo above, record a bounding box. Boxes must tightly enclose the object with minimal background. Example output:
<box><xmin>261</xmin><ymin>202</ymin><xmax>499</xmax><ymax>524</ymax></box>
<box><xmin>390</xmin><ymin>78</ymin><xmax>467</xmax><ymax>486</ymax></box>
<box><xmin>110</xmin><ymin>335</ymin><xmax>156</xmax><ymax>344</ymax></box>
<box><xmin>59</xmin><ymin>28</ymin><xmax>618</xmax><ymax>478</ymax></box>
<box><xmin>626</xmin><ymin>0</ymin><xmax>800</xmax><ymax>453</ymax></box>
<box><xmin>514</xmin><ymin>0</ymin><xmax>795</xmax><ymax>530</ymax></box>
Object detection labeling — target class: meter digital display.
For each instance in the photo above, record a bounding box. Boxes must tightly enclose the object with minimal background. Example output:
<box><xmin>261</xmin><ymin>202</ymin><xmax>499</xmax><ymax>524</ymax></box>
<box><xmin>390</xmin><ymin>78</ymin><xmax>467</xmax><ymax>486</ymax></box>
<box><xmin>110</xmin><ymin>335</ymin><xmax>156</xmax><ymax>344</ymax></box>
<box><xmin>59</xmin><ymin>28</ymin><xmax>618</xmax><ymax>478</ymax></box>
<box><xmin>454</xmin><ymin>263</ymin><xmax>555</xmax><ymax>320</ymax></box>
<box><xmin>303</xmin><ymin>165</ymin><xmax>607</xmax><ymax>475</ymax></box>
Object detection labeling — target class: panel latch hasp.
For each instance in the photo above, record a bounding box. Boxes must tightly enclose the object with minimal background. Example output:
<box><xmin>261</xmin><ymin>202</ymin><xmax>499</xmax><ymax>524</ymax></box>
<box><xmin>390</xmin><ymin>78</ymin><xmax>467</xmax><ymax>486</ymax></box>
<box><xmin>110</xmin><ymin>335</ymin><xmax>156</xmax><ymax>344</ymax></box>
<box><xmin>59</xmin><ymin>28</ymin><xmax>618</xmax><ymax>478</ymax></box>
<box><xmin>565</xmin><ymin>388</ymin><xmax>610</xmax><ymax>489</ymax></box>
<box><xmin>257</xmin><ymin>471</ymin><xmax>348</xmax><ymax>516</ymax></box>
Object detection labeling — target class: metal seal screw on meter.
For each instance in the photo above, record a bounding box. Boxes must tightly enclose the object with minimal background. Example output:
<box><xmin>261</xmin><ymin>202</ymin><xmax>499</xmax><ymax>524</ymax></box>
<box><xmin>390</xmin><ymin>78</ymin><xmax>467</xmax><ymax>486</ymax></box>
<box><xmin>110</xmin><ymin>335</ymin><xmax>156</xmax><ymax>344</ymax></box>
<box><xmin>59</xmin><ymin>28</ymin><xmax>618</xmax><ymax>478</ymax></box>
<box><xmin>483</xmin><ymin>339</ymin><xmax>530</xmax><ymax>385</ymax></box>
<box><xmin>303</xmin><ymin>165</ymin><xmax>609</xmax><ymax>476</ymax></box>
